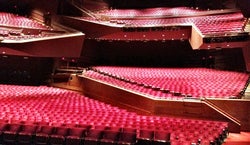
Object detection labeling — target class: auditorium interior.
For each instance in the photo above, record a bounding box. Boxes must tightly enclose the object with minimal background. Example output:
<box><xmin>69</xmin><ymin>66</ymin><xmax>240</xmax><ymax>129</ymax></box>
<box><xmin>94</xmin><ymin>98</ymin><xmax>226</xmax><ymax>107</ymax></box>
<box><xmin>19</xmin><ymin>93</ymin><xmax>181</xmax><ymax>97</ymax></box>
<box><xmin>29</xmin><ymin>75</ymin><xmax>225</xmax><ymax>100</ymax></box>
<box><xmin>0</xmin><ymin>0</ymin><xmax>250</xmax><ymax>145</ymax></box>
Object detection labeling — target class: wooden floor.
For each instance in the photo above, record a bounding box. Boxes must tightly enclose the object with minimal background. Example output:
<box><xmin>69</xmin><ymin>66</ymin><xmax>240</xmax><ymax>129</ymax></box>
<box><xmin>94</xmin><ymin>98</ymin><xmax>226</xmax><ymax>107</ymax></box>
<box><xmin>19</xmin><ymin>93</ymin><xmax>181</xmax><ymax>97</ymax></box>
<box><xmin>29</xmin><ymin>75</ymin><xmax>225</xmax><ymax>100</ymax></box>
<box><xmin>224</xmin><ymin>132</ymin><xmax>250</xmax><ymax>145</ymax></box>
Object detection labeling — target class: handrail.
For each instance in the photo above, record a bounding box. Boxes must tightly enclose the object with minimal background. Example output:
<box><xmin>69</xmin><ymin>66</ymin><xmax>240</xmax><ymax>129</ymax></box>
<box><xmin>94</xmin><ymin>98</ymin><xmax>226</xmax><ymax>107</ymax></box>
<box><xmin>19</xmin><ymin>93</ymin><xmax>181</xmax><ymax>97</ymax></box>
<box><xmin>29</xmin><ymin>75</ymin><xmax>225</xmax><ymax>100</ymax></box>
<box><xmin>66</xmin><ymin>0</ymin><xmax>104</xmax><ymax>21</ymax></box>
<box><xmin>203</xmin><ymin>98</ymin><xmax>241</xmax><ymax>126</ymax></box>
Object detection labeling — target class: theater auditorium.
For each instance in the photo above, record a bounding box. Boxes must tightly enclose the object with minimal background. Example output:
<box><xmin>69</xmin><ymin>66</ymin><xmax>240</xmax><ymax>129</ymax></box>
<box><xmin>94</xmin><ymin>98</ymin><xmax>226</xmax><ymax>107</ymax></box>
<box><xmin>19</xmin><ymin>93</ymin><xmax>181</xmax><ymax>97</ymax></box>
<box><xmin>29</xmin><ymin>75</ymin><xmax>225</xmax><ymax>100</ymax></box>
<box><xmin>0</xmin><ymin>0</ymin><xmax>250</xmax><ymax>145</ymax></box>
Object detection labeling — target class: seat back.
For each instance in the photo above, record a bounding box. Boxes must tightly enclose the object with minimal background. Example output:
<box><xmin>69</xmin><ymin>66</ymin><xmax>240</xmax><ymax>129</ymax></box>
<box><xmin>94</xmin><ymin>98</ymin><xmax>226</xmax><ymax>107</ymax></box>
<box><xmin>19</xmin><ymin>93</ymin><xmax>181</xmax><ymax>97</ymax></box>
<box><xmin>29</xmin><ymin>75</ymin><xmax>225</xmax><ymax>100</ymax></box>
<box><xmin>106</xmin><ymin>126</ymin><xmax>121</xmax><ymax>132</ymax></box>
<box><xmin>85</xmin><ymin>129</ymin><xmax>103</xmax><ymax>139</ymax></box>
<box><xmin>0</xmin><ymin>123</ymin><xmax>8</xmax><ymax>131</ymax></box>
<box><xmin>153</xmin><ymin>131</ymin><xmax>171</xmax><ymax>145</ymax></box>
<box><xmin>8</xmin><ymin>124</ymin><xmax>22</xmax><ymax>132</ymax></box>
<box><xmin>68</xmin><ymin>127</ymin><xmax>86</xmax><ymax>137</ymax></box>
<box><xmin>102</xmin><ymin>130</ymin><xmax>119</xmax><ymax>141</ymax></box>
<box><xmin>37</xmin><ymin>125</ymin><xmax>54</xmax><ymax>135</ymax></box>
<box><xmin>20</xmin><ymin>124</ymin><xmax>37</xmax><ymax>133</ymax></box>
<box><xmin>54</xmin><ymin>126</ymin><xmax>69</xmax><ymax>136</ymax></box>
<box><xmin>122</xmin><ymin>127</ymin><xmax>137</xmax><ymax>134</ymax></box>
<box><xmin>118</xmin><ymin>132</ymin><xmax>136</xmax><ymax>143</ymax></box>
<box><xmin>77</xmin><ymin>124</ymin><xmax>92</xmax><ymax>130</ymax></box>
<box><xmin>139</xmin><ymin>129</ymin><xmax>154</xmax><ymax>140</ymax></box>
<box><xmin>154</xmin><ymin>131</ymin><xmax>171</xmax><ymax>141</ymax></box>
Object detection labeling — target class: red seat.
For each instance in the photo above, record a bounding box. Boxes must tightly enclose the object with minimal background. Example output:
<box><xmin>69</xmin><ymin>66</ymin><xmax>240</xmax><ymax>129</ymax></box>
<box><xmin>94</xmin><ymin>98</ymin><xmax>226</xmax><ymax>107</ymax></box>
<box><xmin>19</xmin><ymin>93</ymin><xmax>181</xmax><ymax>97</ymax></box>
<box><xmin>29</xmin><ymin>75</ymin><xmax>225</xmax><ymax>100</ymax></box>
<box><xmin>34</xmin><ymin>125</ymin><xmax>55</xmax><ymax>145</ymax></box>
<box><xmin>2</xmin><ymin>123</ymin><xmax>22</xmax><ymax>145</ymax></box>
<box><xmin>137</xmin><ymin>129</ymin><xmax>154</xmax><ymax>145</ymax></box>
<box><xmin>84</xmin><ymin>129</ymin><xmax>103</xmax><ymax>145</ymax></box>
<box><xmin>152</xmin><ymin>131</ymin><xmax>171</xmax><ymax>145</ymax></box>
<box><xmin>49</xmin><ymin>126</ymin><xmax>69</xmax><ymax>145</ymax></box>
<box><xmin>122</xmin><ymin>127</ymin><xmax>137</xmax><ymax>134</ymax></box>
<box><xmin>65</xmin><ymin>127</ymin><xmax>87</xmax><ymax>145</ymax></box>
<box><xmin>0</xmin><ymin>123</ymin><xmax>10</xmax><ymax>144</ymax></box>
<box><xmin>117</xmin><ymin>132</ymin><xmax>137</xmax><ymax>145</ymax></box>
<box><xmin>17</xmin><ymin>124</ymin><xmax>38</xmax><ymax>145</ymax></box>
<box><xmin>99</xmin><ymin>130</ymin><xmax>120</xmax><ymax>145</ymax></box>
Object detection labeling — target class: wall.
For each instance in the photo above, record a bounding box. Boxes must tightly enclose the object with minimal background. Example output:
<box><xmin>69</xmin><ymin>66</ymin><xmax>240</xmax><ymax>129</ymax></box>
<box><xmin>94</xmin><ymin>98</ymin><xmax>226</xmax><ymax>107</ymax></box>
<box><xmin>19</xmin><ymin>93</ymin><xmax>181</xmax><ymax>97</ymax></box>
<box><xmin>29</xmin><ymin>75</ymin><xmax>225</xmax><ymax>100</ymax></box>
<box><xmin>0</xmin><ymin>55</ymin><xmax>53</xmax><ymax>85</ymax></box>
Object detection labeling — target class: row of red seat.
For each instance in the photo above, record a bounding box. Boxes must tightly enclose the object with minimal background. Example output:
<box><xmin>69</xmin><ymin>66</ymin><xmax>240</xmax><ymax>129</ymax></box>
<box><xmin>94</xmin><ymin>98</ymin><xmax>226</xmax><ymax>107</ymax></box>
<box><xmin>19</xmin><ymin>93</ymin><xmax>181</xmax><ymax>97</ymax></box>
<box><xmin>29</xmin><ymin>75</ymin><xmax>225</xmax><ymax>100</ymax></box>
<box><xmin>113</xmin><ymin>13</ymin><xmax>245</xmax><ymax>34</ymax></box>
<box><xmin>98</xmin><ymin>7</ymin><xmax>208</xmax><ymax>18</ymax></box>
<box><xmin>1</xmin><ymin>33</ymin><xmax>61</xmax><ymax>41</ymax></box>
<box><xmin>83</xmin><ymin>66</ymin><xmax>249</xmax><ymax>99</ymax></box>
<box><xmin>0</xmin><ymin>117</ymin><xmax>227</xmax><ymax>145</ymax></box>
<box><xmin>0</xmin><ymin>29</ymin><xmax>9</xmax><ymax>36</ymax></box>
<box><xmin>0</xmin><ymin>84</ymin><xmax>228</xmax><ymax>145</ymax></box>
<box><xmin>0</xmin><ymin>12</ymin><xmax>49</xmax><ymax>30</ymax></box>
<box><xmin>83</xmin><ymin>8</ymin><xmax>246</xmax><ymax>35</ymax></box>
<box><xmin>0</xmin><ymin>121</ymin><xmax>86</xmax><ymax>145</ymax></box>
<box><xmin>0</xmin><ymin>120</ymin><xmax>173</xmax><ymax>145</ymax></box>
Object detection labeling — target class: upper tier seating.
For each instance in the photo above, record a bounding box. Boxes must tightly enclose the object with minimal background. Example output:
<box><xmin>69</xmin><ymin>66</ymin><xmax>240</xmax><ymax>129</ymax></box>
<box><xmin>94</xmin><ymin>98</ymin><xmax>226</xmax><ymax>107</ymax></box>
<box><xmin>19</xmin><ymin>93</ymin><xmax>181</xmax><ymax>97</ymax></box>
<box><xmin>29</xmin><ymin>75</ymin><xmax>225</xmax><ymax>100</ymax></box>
<box><xmin>97</xmin><ymin>7</ymin><xmax>204</xmax><ymax>18</ymax></box>
<box><xmin>83</xmin><ymin>7</ymin><xmax>246</xmax><ymax>35</ymax></box>
<box><xmin>83</xmin><ymin>66</ymin><xmax>249</xmax><ymax>99</ymax></box>
<box><xmin>0</xmin><ymin>84</ymin><xmax>228</xmax><ymax>145</ymax></box>
<box><xmin>0</xmin><ymin>12</ymin><xmax>66</xmax><ymax>42</ymax></box>
<box><xmin>0</xmin><ymin>12</ymin><xmax>49</xmax><ymax>30</ymax></box>
<box><xmin>115</xmin><ymin>13</ymin><xmax>245</xmax><ymax>35</ymax></box>
<box><xmin>0</xmin><ymin>29</ymin><xmax>62</xmax><ymax>41</ymax></box>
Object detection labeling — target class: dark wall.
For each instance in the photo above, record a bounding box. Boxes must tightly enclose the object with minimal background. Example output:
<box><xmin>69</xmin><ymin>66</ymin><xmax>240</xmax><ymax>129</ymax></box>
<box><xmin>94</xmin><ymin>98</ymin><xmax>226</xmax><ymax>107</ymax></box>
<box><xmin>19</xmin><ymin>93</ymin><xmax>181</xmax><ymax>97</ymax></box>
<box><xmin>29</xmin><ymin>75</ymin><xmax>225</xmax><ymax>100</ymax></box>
<box><xmin>87</xmin><ymin>40</ymin><xmax>192</xmax><ymax>67</ymax></box>
<box><xmin>185</xmin><ymin>48</ymin><xmax>246</xmax><ymax>72</ymax></box>
<box><xmin>78</xmin><ymin>39</ymin><xmax>246</xmax><ymax>72</ymax></box>
<box><xmin>236</xmin><ymin>0</ymin><xmax>250</xmax><ymax>17</ymax></box>
<box><xmin>196</xmin><ymin>0</ymin><xmax>236</xmax><ymax>10</ymax></box>
<box><xmin>0</xmin><ymin>0</ymin><xmax>31</xmax><ymax>15</ymax></box>
<box><xmin>0</xmin><ymin>55</ymin><xmax>54</xmax><ymax>85</ymax></box>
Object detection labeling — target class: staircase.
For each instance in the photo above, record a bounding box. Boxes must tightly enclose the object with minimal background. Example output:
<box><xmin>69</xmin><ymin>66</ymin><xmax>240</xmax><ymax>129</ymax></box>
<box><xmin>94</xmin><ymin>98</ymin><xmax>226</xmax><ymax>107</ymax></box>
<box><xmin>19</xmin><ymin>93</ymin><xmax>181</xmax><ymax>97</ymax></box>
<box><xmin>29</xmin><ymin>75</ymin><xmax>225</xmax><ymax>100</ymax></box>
<box><xmin>243</xmin><ymin>75</ymin><xmax>250</xmax><ymax>99</ymax></box>
<box><xmin>243</xmin><ymin>84</ymin><xmax>250</xmax><ymax>99</ymax></box>
<box><xmin>244</xmin><ymin>18</ymin><xmax>250</xmax><ymax>32</ymax></box>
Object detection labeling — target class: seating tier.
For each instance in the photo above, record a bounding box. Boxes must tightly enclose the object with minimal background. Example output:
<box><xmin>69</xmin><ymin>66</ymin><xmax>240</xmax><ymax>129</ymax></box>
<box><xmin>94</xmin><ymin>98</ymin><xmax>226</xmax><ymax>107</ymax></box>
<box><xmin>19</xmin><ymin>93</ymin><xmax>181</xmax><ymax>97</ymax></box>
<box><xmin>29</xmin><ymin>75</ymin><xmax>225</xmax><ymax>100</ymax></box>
<box><xmin>0</xmin><ymin>84</ymin><xmax>228</xmax><ymax>145</ymax></box>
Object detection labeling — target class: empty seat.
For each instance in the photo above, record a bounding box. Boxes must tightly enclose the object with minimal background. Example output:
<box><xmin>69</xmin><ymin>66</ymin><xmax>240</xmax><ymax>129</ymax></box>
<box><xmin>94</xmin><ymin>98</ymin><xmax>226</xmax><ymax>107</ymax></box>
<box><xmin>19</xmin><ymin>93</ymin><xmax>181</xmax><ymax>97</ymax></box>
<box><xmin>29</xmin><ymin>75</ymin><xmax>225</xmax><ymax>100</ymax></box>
<box><xmin>34</xmin><ymin>125</ymin><xmax>55</xmax><ymax>145</ymax></box>
<box><xmin>93</xmin><ymin>125</ymin><xmax>109</xmax><ymax>131</ymax></box>
<box><xmin>0</xmin><ymin>122</ymin><xmax>8</xmax><ymax>136</ymax></box>
<box><xmin>152</xmin><ymin>131</ymin><xmax>171</xmax><ymax>145</ymax></box>
<box><xmin>117</xmin><ymin>132</ymin><xmax>137</xmax><ymax>145</ymax></box>
<box><xmin>99</xmin><ymin>130</ymin><xmax>120</xmax><ymax>145</ymax></box>
<box><xmin>49</xmin><ymin>126</ymin><xmax>69</xmax><ymax>145</ymax></box>
<box><xmin>106</xmin><ymin>126</ymin><xmax>122</xmax><ymax>132</ymax></box>
<box><xmin>0</xmin><ymin>123</ymin><xmax>10</xmax><ymax>144</ymax></box>
<box><xmin>17</xmin><ymin>124</ymin><xmax>38</xmax><ymax>145</ymax></box>
<box><xmin>65</xmin><ymin>127</ymin><xmax>87</xmax><ymax>145</ymax></box>
<box><xmin>122</xmin><ymin>127</ymin><xmax>137</xmax><ymax>134</ymax></box>
<box><xmin>137</xmin><ymin>129</ymin><xmax>154</xmax><ymax>145</ymax></box>
<box><xmin>2</xmin><ymin>123</ymin><xmax>22</xmax><ymax>145</ymax></box>
<box><xmin>78</xmin><ymin>124</ymin><xmax>92</xmax><ymax>130</ymax></box>
<box><xmin>84</xmin><ymin>129</ymin><xmax>103</xmax><ymax>145</ymax></box>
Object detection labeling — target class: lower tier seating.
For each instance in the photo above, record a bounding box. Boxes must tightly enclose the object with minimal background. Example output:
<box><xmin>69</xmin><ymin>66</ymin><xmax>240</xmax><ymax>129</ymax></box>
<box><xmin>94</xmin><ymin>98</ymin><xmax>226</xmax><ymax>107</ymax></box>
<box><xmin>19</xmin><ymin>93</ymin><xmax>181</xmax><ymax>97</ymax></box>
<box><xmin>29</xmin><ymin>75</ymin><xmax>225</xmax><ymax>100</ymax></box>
<box><xmin>0</xmin><ymin>84</ymin><xmax>228</xmax><ymax>145</ymax></box>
